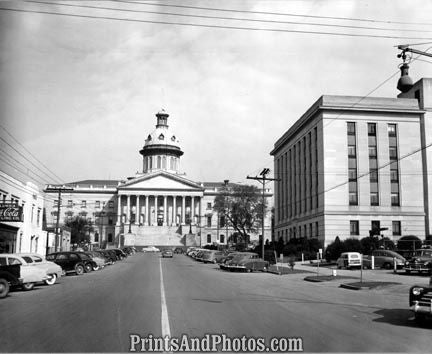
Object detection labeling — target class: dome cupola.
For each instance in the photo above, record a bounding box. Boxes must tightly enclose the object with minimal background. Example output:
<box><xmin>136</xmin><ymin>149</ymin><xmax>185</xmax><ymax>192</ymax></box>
<box><xmin>139</xmin><ymin>110</ymin><xmax>183</xmax><ymax>174</ymax></box>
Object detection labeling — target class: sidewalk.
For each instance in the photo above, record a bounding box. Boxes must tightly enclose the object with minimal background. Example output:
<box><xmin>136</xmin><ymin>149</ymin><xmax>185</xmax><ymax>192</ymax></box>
<box><xmin>274</xmin><ymin>261</ymin><xmax>431</xmax><ymax>287</ymax></box>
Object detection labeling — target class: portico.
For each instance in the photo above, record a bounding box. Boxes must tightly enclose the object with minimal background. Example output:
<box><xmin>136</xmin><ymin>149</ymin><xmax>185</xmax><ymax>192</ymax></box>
<box><xmin>116</xmin><ymin>193</ymin><xmax>203</xmax><ymax>227</ymax></box>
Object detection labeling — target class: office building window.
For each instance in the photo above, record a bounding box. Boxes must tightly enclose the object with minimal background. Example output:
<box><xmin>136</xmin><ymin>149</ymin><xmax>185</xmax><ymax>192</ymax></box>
<box><xmin>368</xmin><ymin>123</ymin><xmax>379</xmax><ymax>206</ymax></box>
<box><xmin>350</xmin><ymin>221</ymin><xmax>359</xmax><ymax>236</ymax></box>
<box><xmin>207</xmin><ymin>202</ymin><xmax>212</xmax><ymax>209</ymax></box>
<box><xmin>207</xmin><ymin>234</ymin><xmax>212</xmax><ymax>244</ymax></box>
<box><xmin>392</xmin><ymin>221</ymin><xmax>401</xmax><ymax>236</ymax></box>
<box><xmin>388</xmin><ymin>124</ymin><xmax>400</xmax><ymax>206</ymax></box>
<box><xmin>207</xmin><ymin>216</ymin><xmax>212</xmax><ymax>227</ymax></box>
<box><xmin>95</xmin><ymin>201</ymin><xmax>100</xmax><ymax>208</ymax></box>
<box><xmin>81</xmin><ymin>200</ymin><xmax>86</xmax><ymax>208</ymax></box>
<box><xmin>108</xmin><ymin>233</ymin><xmax>113</xmax><ymax>243</ymax></box>
<box><xmin>347</xmin><ymin>122</ymin><xmax>358</xmax><ymax>206</ymax></box>
<box><xmin>391</xmin><ymin>193</ymin><xmax>400</xmax><ymax>206</ymax></box>
<box><xmin>109</xmin><ymin>201</ymin><xmax>114</xmax><ymax>208</ymax></box>
<box><xmin>371</xmin><ymin>220</ymin><xmax>380</xmax><ymax>233</ymax></box>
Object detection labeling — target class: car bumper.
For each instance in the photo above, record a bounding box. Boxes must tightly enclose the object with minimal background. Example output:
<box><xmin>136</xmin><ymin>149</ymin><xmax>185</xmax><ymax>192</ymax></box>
<box><xmin>411</xmin><ymin>301</ymin><xmax>432</xmax><ymax>316</ymax></box>
<box><xmin>404</xmin><ymin>266</ymin><xmax>430</xmax><ymax>272</ymax></box>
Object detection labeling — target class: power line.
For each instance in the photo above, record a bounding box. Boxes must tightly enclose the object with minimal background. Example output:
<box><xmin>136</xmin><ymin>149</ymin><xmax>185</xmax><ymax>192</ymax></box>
<box><xmin>1</xmin><ymin>6</ymin><xmax>431</xmax><ymax>40</ymax></box>
<box><xmin>26</xmin><ymin>0</ymin><xmax>432</xmax><ymax>34</ymax></box>
<box><xmin>0</xmin><ymin>134</ymin><xmax>63</xmax><ymax>185</ymax></box>
<box><xmin>0</xmin><ymin>147</ymin><xmax>54</xmax><ymax>185</ymax></box>
<box><xmin>0</xmin><ymin>123</ymin><xmax>64</xmax><ymax>184</ymax></box>
<box><xmin>113</xmin><ymin>0</ymin><xmax>432</xmax><ymax>26</ymax></box>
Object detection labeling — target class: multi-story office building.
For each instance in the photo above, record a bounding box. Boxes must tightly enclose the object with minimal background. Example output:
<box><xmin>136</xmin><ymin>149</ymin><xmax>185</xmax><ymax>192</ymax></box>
<box><xmin>271</xmin><ymin>79</ymin><xmax>431</xmax><ymax>247</ymax></box>
<box><xmin>0</xmin><ymin>171</ymin><xmax>48</xmax><ymax>254</ymax></box>
<box><xmin>45</xmin><ymin>110</ymin><xmax>272</xmax><ymax>248</ymax></box>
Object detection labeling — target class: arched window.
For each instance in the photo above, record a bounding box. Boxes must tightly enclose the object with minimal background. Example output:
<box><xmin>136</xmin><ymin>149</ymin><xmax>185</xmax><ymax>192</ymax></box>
<box><xmin>162</xmin><ymin>156</ymin><xmax>167</xmax><ymax>169</ymax></box>
<box><xmin>157</xmin><ymin>156</ymin><xmax>161</xmax><ymax>169</ymax></box>
<box><xmin>170</xmin><ymin>157</ymin><xmax>174</xmax><ymax>170</ymax></box>
<box><xmin>143</xmin><ymin>158</ymin><xmax>147</xmax><ymax>172</ymax></box>
<box><xmin>149</xmin><ymin>157</ymin><xmax>152</xmax><ymax>169</ymax></box>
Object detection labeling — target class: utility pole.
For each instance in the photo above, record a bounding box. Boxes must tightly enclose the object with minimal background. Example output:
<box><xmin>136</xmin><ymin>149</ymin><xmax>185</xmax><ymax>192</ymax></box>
<box><xmin>224</xmin><ymin>180</ymin><xmax>229</xmax><ymax>247</ymax></box>
<box><xmin>247</xmin><ymin>168</ymin><xmax>279</xmax><ymax>260</ymax></box>
<box><xmin>45</xmin><ymin>185</ymin><xmax>73</xmax><ymax>252</ymax></box>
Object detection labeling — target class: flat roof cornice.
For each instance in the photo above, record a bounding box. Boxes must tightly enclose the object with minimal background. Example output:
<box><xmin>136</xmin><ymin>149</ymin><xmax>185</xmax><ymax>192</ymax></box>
<box><xmin>270</xmin><ymin>95</ymin><xmax>423</xmax><ymax>156</ymax></box>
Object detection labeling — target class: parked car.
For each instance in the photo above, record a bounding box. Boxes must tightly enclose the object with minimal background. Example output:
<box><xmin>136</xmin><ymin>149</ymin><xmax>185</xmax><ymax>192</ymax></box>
<box><xmin>0</xmin><ymin>254</ymin><xmax>49</xmax><ymax>290</ymax></box>
<box><xmin>111</xmin><ymin>248</ymin><xmax>127</xmax><ymax>260</ymax></box>
<box><xmin>404</xmin><ymin>249</ymin><xmax>432</xmax><ymax>274</ymax></box>
<box><xmin>201</xmin><ymin>250</ymin><xmax>226</xmax><ymax>264</ymax></box>
<box><xmin>219</xmin><ymin>252</ymin><xmax>243</xmax><ymax>266</ymax></box>
<box><xmin>0</xmin><ymin>264</ymin><xmax>21</xmax><ymax>298</ymax></box>
<box><xmin>18</xmin><ymin>253</ymin><xmax>63</xmax><ymax>285</ymax></box>
<box><xmin>174</xmin><ymin>247</ymin><xmax>184</xmax><ymax>254</ymax></box>
<box><xmin>220</xmin><ymin>252</ymin><xmax>268</xmax><ymax>272</ymax></box>
<box><xmin>162</xmin><ymin>250</ymin><xmax>173</xmax><ymax>258</ymax></box>
<box><xmin>98</xmin><ymin>250</ymin><xmax>117</xmax><ymax>264</ymax></box>
<box><xmin>362</xmin><ymin>250</ymin><xmax>406</xmax><ymax>269</ymax></box>
<box><xmin>336</xmin><ymin>252</ymin><xmax>362</xmax><ymax>269</ymax></box>
<box><xmin>46</xmin><ymin>252</ymin><xmax>97</xmax><ymax>275</ymax></box>
<box><xmin>142</xmin><ymin>246</ymin><xmax>160</xmax><ymax>253</ymax></box>
<box><xmin>409</xmin><ymin>275</ymin><xmax>432</xmax><ymax>323</ymax></box>
<box><xmin>84</xmin><ymin>251</ymin><xmax>107</xmax><ymax>270</ymax></box>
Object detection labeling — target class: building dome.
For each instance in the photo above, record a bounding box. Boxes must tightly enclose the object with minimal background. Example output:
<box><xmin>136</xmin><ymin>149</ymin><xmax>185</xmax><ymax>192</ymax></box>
<box><xmin>139</xmin><ymin>110</ymin><xmax>184</xmax><ymax>174</ymax></box>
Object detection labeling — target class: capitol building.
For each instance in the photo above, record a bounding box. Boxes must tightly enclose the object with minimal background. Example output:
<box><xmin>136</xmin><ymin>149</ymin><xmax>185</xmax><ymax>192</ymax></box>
<box><xmin>44</xmin><ymin>110</ymin><xmax>273</xmax><ymax>249</ymax></box>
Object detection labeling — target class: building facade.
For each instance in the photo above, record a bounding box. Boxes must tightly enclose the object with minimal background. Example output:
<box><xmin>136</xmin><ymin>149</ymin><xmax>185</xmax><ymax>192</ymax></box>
<box><xmin>45</xmin><ymin>111</ymin><xmax>272</xmax><ymax>249</ymax></box>
<box><xmin>0</xmin><ymin>171</ymin><xmax>48</xmax><ymax>254</ymax></box>
<box><xmin>271</xmin><ymin>84</ymin><xmax>429</xmax><ymax>247</ymax></box>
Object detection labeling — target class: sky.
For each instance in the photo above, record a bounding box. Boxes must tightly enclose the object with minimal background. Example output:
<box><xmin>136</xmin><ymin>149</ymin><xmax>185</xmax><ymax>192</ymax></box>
<box><xmin>1</xmin><ymin>0</ymin><xmax>432</xmax><ymax>190</ymax></box>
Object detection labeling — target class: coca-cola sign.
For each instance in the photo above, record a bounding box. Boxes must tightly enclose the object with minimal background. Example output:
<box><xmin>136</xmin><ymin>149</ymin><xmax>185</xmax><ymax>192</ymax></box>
<box><xmin>0</xmin><ymin>203</ymin><xmax>23</xmax><ymax>222</ymax></box>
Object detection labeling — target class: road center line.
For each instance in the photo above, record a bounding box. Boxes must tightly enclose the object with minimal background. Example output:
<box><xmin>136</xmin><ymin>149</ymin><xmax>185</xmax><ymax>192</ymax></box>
<box><xmin>159</xmin><ymin>257</ymin><xmax>171</xmax><ymax>338</ymax></box>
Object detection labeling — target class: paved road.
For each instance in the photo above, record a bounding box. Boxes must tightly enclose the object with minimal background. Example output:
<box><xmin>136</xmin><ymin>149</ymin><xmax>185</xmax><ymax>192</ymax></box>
<box><xmin>0</xmin><ymin>253</ymin><xmax>431</xmax><ymax>352</ymax></box>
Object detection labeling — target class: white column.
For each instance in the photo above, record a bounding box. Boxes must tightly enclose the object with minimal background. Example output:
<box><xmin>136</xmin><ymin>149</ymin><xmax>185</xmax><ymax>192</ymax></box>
<box><xmin>135</xmin><ymin>195</ymin><xmax>140</xmax><ymax>225</ymax></box>
<box><xmin>198</xmin><ymin>197</ymin><xmax>202</xmax><ymax>226</ymax></box>
<box><xmin>145</xmin><ymin>195</ymin><xmax>149</xmax><ymax>226</ymax></box>
<box><xmin>182</xmin><ymin>196</ymin><xmax>186</xmax><ymax>224</ymax></box>
<box><xmin>154</xmin><ymin>196</ymin><xmax>158</xmax><ymax>226</ymax></box>
<box><xmin>173</xmin><ymin>196</ymin><xmax>177</xmax><ymax>226</ymax></box>
<box><xmin>127</xmin><ymin>195</ymin><xmax>131</xmax><ymax>224</ymax></box>
<box><xmin>116</xmin><ymin>195</ymin><xmax>122</xmax><ymax>226</ymax></box>
<box><xmin>163</xmin><ymin>195</ymin><xmax>167</xmax><ymax>226</ymax></box>
<box><xmin>191</xmin><ymin>196</ymin><xmax>195</xmax><ymax>224</ymax></box>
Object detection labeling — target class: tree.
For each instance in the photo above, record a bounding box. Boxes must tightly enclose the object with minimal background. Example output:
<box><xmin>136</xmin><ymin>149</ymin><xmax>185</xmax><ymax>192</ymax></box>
<box><xmin>397</xmin><ymin>235</ymin><xmax>422</xmax><ymax>250</ymax></box>
<box><xmin>213</xmin><ymin>184</ymin><xmax>265</xmax><ymax>248</ymax></box>
<box><xmin>64</xmin><ymin>216</ymin><xmax>94</xmax><ymax>245</ymax></box>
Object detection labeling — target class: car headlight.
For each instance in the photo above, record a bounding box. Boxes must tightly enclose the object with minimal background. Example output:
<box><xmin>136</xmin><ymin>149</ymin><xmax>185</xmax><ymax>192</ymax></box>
<box><xmin>412</xmin><ymin>287</ymin><xmax>424</xmax><ymax>296</ymax></box>
<box><xmin>405</xmin><ymin>261</ymin><xmax>410</xmax><ymax>265</ymax></box>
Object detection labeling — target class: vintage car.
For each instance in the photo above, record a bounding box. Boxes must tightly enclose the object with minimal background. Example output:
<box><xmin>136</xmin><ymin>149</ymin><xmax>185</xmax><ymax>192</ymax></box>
<box><xmin>46</xmin><ymin>251</ymin><xmax>97</xmax><ymax>275</ymax></box>
<box><xmin>18</xmin><ymin>253</ymin><xmax>63</xmax><ymax>285</ymax></box>
<box><xmin>84</xmin><ymin>251</ymin><xmax>107</xmax><ymax>270</ymax></box>
<box><xmin>220</xmin><ymin>252</ymin><xmax>269</xmax><ymax>272</ymax></box>
<box><xmin>404</xmin><ymin>249</ymin><xmax>432</xmax><ymax>274</ymax></box>
<box><xmin>161</xmin><ymin>250</ymin><xmax>173</xmax><ymax>258</ymax></box>
<box><xmin>409</xmin><ymin>276</ymin><xmax>432</xmax><ymax>323</ymax></box>
<box><xmin>362</xmin><ymin>250</ymin><xmax>406</xmax><ymax>269</ymax></box>
<box><xmin>336</xmin><ymin>252</ymin><xmax>362</xmax><ymax>269</ymax></box>
<box><xmin>201</xmin><ymin>250</ymin><xmax>226</xmax><ymax>264</ymax></box>
<box><xmin>0</xmin><ymin>254</ymin><xmax>49</xmax><ymax>290</ymax></box>
<box><xmin>142</xmin><ymin>246</ymin><xmax>160</xmax><ymax>253</ymax></box>
<box><xmin>0</xmin><ymin>264</ymin><xmax>21</xmax><ymax>298</ymax></box>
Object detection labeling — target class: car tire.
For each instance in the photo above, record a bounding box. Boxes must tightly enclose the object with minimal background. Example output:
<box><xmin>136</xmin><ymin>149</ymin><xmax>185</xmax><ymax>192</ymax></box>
<box><xmin>45</xmin><ymin>273</ymin><xmax>57</xmax><ymax>286</ymax></box>
<box><xmin>75</xmin><ymin>264</ymin><xmax>85</xmax><ymax>275</ymax></box>
<box><xmin>383</xmin><ymin>263</ymin><xmax>392</xmax><ymax>270</ymax></box>
<box><xmin>246</xmin><ymin>268</ymin><xmax>252</xmax><ymax>273</ymax></box>
<box><xmin>415</xmin><ymin>313</ymin><xmax>426</xmax><ymax>324</ymax></box>
<box><xmin>406</xmin><ymin>270</ymin><xmax>411</xmax><ymax>274</ymax></box>
<box><xmin>22</xmin><ymin>282</ymin><xmax>34</xmax><ymax>291</ymax></box>
<box><xmin>84</xmin><ymin>263</ymin><xmax>93</xmax><ymax>273</ymax></box>
<box><xmin>61</xmin><ymin>269</ymin><xmax>67</xmax><ymax>276</ymax></box>
<box><xmin>0</xmin><ymin>278</ymin><xmax>10</xmax><ymax>298</ymax></box>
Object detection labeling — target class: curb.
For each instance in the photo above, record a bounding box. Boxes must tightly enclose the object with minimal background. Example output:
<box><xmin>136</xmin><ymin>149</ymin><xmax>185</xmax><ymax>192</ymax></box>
<box><xmin>339</xmin><ymin>283</ymin><xmax>362</xmax><ymax>290</ymax></box>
